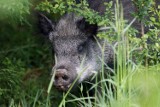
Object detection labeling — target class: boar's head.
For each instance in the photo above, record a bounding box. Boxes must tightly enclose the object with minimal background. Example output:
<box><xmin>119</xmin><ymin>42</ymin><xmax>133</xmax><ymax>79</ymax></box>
<box><xmin>38</xmin><ymin>13</ymin><xmax>107</xmax><ymax>91</ymax></box>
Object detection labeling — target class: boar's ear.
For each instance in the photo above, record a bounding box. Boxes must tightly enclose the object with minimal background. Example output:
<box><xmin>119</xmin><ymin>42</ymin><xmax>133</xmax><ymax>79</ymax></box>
<box><xmin>38</xmin><ymin>13</ymin><xmax>54</xmax><ymax>36</ymax></box>
<box><xmin>77</xmin><ymin>18</ymin><xmax>98</xmax><ymax>36</ymax></box>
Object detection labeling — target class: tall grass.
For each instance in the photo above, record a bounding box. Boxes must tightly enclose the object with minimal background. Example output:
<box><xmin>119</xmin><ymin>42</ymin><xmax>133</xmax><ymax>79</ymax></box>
<box><xmin>110</xmin><ymin>1</ymin><xmax>137</xmax><ymax>106</ymax></box>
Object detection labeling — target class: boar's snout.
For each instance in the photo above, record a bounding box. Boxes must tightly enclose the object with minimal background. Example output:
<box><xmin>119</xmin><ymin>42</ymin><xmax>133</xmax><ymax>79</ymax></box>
<box><xmin>54</xmin><ymin>68</ymin><xmax>71</xmax><ymax>91</ymax></box>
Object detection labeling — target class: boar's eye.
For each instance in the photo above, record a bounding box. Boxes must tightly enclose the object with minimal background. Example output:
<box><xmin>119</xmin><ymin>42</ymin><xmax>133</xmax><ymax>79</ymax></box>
<box><xmin>77</xmin><ymin>43</ymin><xmax>86</xmax><ymax>53</ymax></box>
<box><xmin>78</xmin><ymin>45</ymin><xmax>83</xmax><ymax>53</ymax></box>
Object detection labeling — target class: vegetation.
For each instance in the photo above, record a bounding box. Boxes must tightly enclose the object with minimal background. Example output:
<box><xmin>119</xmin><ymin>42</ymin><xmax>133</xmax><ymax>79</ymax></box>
<box><xmin>0</xmin><ymin>0</ymin><xmax>159</xmax><ymax>107</ymax></box>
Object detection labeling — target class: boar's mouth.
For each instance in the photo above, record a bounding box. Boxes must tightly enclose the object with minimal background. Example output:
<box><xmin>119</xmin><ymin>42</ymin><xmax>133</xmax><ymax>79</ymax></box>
<box><xmin>54</xmin><ymin>83</ymin><xmax>72</xmax><ymax>92</ymax></box>
<box><xmin>54</xmin><ymin>78</ymin><xmax>80</xmax><ymax>92</ymax></box>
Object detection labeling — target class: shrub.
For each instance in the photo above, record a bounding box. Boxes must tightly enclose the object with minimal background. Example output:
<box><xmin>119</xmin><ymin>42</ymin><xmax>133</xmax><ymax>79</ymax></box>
<box><xmin>0</xmin><ymin>58</ymin><xmax>25</xmax><ymax>104</ymax></box>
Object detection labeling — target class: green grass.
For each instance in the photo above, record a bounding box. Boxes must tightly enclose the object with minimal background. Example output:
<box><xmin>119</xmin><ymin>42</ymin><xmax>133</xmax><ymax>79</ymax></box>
<box><xmin>132</xmin><ymin>65</ymin><xmax>160</xmax><ymax>107</ymax></box>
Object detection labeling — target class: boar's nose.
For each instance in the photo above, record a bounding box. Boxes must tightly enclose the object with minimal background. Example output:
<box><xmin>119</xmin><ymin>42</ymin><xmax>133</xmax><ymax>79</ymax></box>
<box><xmin>54</xmin><ymin>69</ymin><xmax>70</xmax><ymax>91</ymax></box>
<box><xmin>55</xmin><ymin>69</ymin><xmax>69</xmax><ymax>81</ymax></box>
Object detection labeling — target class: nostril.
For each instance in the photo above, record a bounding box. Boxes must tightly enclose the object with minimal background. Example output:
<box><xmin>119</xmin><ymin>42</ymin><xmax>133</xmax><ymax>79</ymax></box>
<box><xmin>62</xmin><ymin>75</ymin><xmax>69</xmax><ymax>81</ymax></box>
<box><xmin>54</xmin><ymin>69</ymin><xmax>69</xmax><ymax>82</ymax></box>
<box><xmin>55</xmin><ymin>75</ymin><xmax>58</xmax><ymax>80</ymax></box>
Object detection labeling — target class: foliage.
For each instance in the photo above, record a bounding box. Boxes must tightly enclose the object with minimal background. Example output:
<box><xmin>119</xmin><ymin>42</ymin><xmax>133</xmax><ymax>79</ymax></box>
<box><xmin>0</xmin><ymin>0</ymin><xmax>53</xmax><ymax>104</ymax></box>
<box><xmin>131</xmin><ymin>0</ymin><xmax>160</xmax><ymax>65</ymax></box>
<box><xmin>36</xmin><ymin>0</ymin><xmax>114</xmax><ymax>24</ymax></box>
<box><xmin>132</xmin><ymin>0</ymin><xmax>152</xmax><ymax>23</ymax></box>
<box><xmin>0</xmin><ymin>0</ymin><xmax>30</xmax><ymax>24</ymax></box>
<box><xmin>0</xmin><ymin>58</ymin><xmax>24</xmax><ymax>104</ymax></box>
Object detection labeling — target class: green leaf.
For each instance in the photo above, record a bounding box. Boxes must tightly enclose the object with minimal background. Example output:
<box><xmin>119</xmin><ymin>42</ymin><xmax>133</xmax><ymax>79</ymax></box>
<box><xmin>150</xmin><ymin>17</ymin><xmax>156</xmax><ymax>22</ymax></box>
